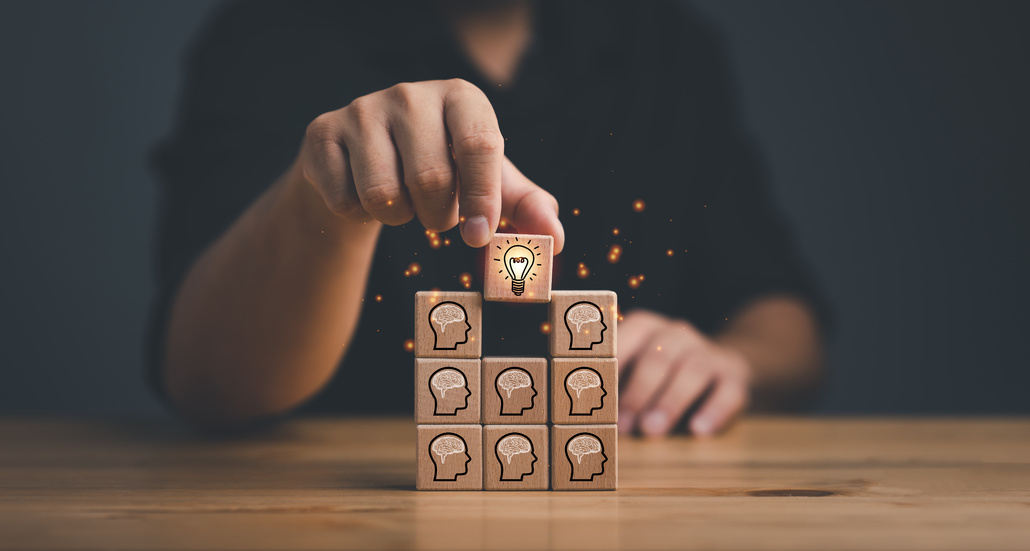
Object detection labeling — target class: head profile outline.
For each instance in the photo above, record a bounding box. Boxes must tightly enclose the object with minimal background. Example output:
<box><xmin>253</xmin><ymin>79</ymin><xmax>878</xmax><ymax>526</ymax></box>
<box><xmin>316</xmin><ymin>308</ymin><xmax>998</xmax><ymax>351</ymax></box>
<box><xmin>495</xmin><ymin>433</ymin><xmax>537</xmax><ymax>481</ymax></box>
<box><xmin>429</xmin><ymin>301</ymin><xmax>471</xmax><ymax>350</ymax></box>
<box><xmin>565</xmin><ymin>433</ymin><xmax>607</xmax><ymax>481</ymax></box>
<box><xmin>564</xmin><ymin>301</ymin><xmax>607</xmax><ymax>350</ymax></box>
<box><xmin>430</xmin><ymin>433</ymin><xmax>471</xmax><ymax>481</ymax></box>
<box><xmin>495</xmin><ymin>367</ymin><xmax>537</xmax><ymax>416</ymax></box>
<box><xmin>565</xmin><ymin>367</ymin><xmax>607</xmax><ymax>416</ymax></box>
<box><xmin>429</xmin><ymin>367</ymin><xmax>470</xmax><ymax>416</ymax></box>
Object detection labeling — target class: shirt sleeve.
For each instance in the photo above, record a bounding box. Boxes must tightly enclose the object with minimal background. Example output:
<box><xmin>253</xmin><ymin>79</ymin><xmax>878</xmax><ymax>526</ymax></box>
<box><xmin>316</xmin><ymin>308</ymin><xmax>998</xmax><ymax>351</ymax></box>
<box><xmin>658</xmin><ymin>1</ymin><xmax>833</xmax><ymax>333</ymax></box>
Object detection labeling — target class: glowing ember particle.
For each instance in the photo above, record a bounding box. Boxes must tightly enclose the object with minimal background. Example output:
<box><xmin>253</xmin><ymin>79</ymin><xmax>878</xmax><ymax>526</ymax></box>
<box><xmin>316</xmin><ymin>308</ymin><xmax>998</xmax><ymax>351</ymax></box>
<box><xmin>443</xmin><ymin>238</ymin><xmax>451</xmax><ymax>246</ymax></box>
<box><xmin>459</xmin><ymin>272</ymin><xmax>473</xmax><ymax>289</ymax></box>
<box><xmin>403</xmin><ymin>339</ymin><xmax>414</xmax><ymax>352</ymax></box>
<box><xmin>633</xmin><ymin>199</ymin><xmax>646</xmax><ymax>212</ymax></box>
<box><xmin>540</xmin><ymin>322</ymin><xmax>551</xmax><ymax>335</ymax></box>
<box><xmin>408</xmin><ymin>262</ymin><xmax>421</xmax><ymax>275</ymax></box>
<box><xmin>666</xmin><ymin>249</ymin><xmax>674</xmax><ymax>257</ymax></box>
<box><xmin>572</xmin><ymin>208</ymin><xmax>581</xmax><ymax>216</ymax></box>
<box><xmin>607</xmin><ymin>245</ymin><xmax>622</xmax><ymax>264</ymax></box>
<box><xmin>577</xmin><ymin>262</ymin><xmax>591</xmax><ymax>279</ymax></box>
<box><xmin>612</xmin><ymin>228</ymin><xmax>620</xmax><ymax>236</ymax></box>
<box><xmin>498</xmin><ymin>218</ymin><xmax>509</xmax><ymax>229</ymax></box>
<box><xmin>386</xmin><ymin>199</ymin><xmax>394</xmax><ymax>206</ymax></box>
<box><xmin>628</xmin><ymin>276</ymin><xmax>641</xmax><ymax>289</ymax></box>
<box><xmin>375</xmin><ymin>295</ymin><xmax>383</xmax><ymax>302</ymax></box>
<box><xmin>404</xmin><ymin>270</ymin><xmax>410</xmax><ymax>277</ymax></box>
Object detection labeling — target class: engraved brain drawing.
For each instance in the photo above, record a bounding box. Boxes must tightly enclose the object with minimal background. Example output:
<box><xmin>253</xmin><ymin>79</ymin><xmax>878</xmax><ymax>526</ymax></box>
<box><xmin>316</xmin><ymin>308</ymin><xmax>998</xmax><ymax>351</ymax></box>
<box><xmin>431</xmin><ymin>369</ymin><xmax>466</xmax><ymax>397</ymax></box>
<box><xmin>496</xmin><ymin>369</ymin><xmax>532</xmax><ymax>398</ymax></box>
<box><xmin>567</xmin><ymin>435</ymin><xmax>602</xmax><ymax>464</ymax></box>
<box><xmin>496</xmin><ymin>435</ymin><xmax>532</xmax><ymax>464</ymax></box>
<box><xmin>566</xmin><ymin>303</ymin><xmax>601</xmax><ymax>332</ymax></box>
<box><xmin>431</xmin><ymin>435</ymin><xmax>466</xmax><ymax>464</ymax></box>
<box><xmin>430</xmin><ymin>303</ymin><xmax>465</xmax><ymax>331</ymax></box>
<box><xmin>566</xmin><ymin>369</ymin><xmax>602</xmax><ymax>398</ymax></box>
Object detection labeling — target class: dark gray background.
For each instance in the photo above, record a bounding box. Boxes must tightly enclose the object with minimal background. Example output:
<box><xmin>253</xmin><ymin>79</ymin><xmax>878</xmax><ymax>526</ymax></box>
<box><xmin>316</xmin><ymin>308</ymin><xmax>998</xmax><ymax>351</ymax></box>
<box><xmin>1</xmin><ymin>1</ymin><xmax>1026</xmax><ymax>415</ymax></box>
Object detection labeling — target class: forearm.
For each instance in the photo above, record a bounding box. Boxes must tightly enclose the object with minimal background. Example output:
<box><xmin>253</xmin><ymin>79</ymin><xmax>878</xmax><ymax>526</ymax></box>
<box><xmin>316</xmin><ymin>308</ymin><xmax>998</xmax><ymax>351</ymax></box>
<box><xmin>714</xmin><ymin>296</ymin><xmax>824</xmax><ymax>411</ymax></box>
<box><xmin>163</xmin><ymin>162</ymin><xmax>381</xmax><ymax>427</ymax></box>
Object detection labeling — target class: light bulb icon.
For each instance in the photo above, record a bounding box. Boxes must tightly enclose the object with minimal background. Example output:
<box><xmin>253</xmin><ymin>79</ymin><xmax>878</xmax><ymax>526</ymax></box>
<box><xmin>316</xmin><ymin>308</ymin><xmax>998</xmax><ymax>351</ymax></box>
<box><xmin>494</xmin><ymin>236</ymin><xmax>542</xmax><ymax>297</ymax></box>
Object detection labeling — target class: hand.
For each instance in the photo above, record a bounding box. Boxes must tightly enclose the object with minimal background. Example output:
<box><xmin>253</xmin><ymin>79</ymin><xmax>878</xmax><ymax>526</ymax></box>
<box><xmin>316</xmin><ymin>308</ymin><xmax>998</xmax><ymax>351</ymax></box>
<box><xmin>617</xmin><ymin>310</ymin><xmax>751</xmax><ymax>437</ymax></box>
<box><xmin>297</xmin><ymin>79</ymin><xmax>564</xmax><ymax>250</ymax></box>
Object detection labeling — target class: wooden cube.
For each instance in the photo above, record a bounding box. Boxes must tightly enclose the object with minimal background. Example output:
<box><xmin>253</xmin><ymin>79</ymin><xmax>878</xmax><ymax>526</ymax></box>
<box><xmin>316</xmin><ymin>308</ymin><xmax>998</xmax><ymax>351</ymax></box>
<box><xmin>416</xmin><ymin>425</ymin><xmax>483</xmax><ymax>490</ymax></box>
<box><xmin>415</xmin><ymin>358</ymin><xmax>481</xmax><ymax>424</ymax></box>
<box><xmin>483</xmin><ymin>425</ymin><xmax>549</xmax><ymax>490</ymax></box>
<box><xmin>481</xmin><ymin>357</ymin><xmax>548</xmax><ymax>425</ymax></box>
<box><xmin>551</xmin><ymin>358</ymin><xmax>618</xmax><ymax>424</ymax></box>
<box><xmin>483</xmin><ymin>234</ymin><xmax>553</xmax><ymax>303</ymax></box>
<box><xmin>551</xmin><ymin>425</ymin><xmax>617</xmax><ymax>490</ymax></box>
<box><xmin>414</xmin><ymin>291</ymin><xmax>482</xmax><ymax>358</ymax></box>
<box><xmin>549</xmin><ymin>291</ymin><xmax>618</xmax><ymax>358</ymax></box>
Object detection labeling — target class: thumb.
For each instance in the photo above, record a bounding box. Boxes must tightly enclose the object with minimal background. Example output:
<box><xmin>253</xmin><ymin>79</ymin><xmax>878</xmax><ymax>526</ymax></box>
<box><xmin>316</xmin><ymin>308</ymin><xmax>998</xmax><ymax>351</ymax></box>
<box><xmin>500</xmin><ymin>157</ymin><xmax>566</xmax><ymax>254</ymax></box>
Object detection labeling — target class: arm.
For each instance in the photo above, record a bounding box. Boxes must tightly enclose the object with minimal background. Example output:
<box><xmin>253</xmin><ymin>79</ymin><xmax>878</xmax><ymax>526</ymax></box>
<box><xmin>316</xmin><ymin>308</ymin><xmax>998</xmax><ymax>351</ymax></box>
<box><xmin>162</xmin><ymin>80</ymin><xmax>564</xmax><ymax>429</ymax></box>
<box><xmin>617</xmin><ymin>297</ymin><xmax>823</xmax><ymax>438</ymax></box>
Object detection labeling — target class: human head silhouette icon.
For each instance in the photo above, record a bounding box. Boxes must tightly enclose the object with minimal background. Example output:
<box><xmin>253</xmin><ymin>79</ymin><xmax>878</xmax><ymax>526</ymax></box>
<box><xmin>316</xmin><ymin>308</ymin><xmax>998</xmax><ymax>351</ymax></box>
<box><xmin>429</xmin><ymin>368</ymin><xmax>470</xmax><ymax>415</ymax></box>
<box><xmin>430</xmin><ymin>433</ymin><xmax>471</xmax><ymax>481</ymax></box>
<box><xmin>495</xmin><ymin>367</ymin><xmax>537</xmax><ymax>415</ymax></box>
<box><xmin>565</xmin><ymin>367</ymin><xmax>607</xmax><ymax>415</ymax></box>
<box><xmin>564</xmin><ymin>301</ymin><xmax>606</xmax><ymax>350</ymax></box>
<box><xmin>566</xmin><ymin>433</ymin><xmax>607</xmax><ymax>481</ymax></box>
<box><xmin>495</xmin><ymin>433</ymin><xmax>537</xmax><ymax>481</ymax></box>
<box><xmin>429</xmin><ymin>301</ymin><xmax>471</xmax><ymax>350</ymax></box>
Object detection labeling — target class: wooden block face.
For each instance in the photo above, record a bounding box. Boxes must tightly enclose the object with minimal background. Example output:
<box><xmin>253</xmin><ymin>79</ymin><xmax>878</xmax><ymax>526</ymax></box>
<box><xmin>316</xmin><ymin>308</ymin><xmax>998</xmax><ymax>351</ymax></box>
<box><xmin>481</xmin><ymin>357</ymin><xmax>548</xmax><ymax>424</ymax></box>
<box><xmin>551</xmin><ymin>425</ymin><xmax>617</xmax><ymax>490</ymax></box>
<box><xmin>483</xmin><ymin>425</ymin><xmax>549</xmax><ymax>490</ymax></box>
<box><xmin>417</xmin><ymin>425</ymin><xmax>483</xmax><ymax>490</ymax></box>
<box><xmin>550</xmin><ymin>358</ymin><xmax>618</xmax><ymax>424</ymax></box>
<box><xmin>549</xmin><ymin>291</ymin><xmax>618</xmax><ymax>358</ymax></box>
<box><xmin>414</xmin><ymin>291</ymin><xmax>482</xmax><ymax>358</ymax></box>
<box><xmin>483</xmin><ymin>234</ymin><xmax>553</xmax><ymax>303</ymax></box>
<box><xmin>415</xmin><ymin>359</ymin><xmax>481</xmax><ymax>424</ymax></box>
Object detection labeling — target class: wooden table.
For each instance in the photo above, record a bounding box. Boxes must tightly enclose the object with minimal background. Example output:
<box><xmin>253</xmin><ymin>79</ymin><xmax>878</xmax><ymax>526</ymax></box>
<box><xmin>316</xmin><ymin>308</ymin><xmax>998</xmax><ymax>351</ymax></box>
<box><xmin>2</xmin><ymin>417</ymin><xmax>1029</xmax><ymax>550</ymax></box>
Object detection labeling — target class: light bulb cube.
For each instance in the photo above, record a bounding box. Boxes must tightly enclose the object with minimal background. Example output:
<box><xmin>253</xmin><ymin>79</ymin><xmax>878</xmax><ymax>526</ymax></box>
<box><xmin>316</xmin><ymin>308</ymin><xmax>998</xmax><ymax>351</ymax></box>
<box><xmin>551</xmin><ymin>358</ymin><xmax>618</xmax><ymax>425</ymax></box>
<box><xmin>549</xmin><ymin>291</ymin><xmax>618</xmax><ymax>358</ymax></box>
<box><xmin>551</xmin><ymin>424</ymin><xmax>617</xmax><ymax>490</ymax></box>
<box><xmin>417</xmin><ymin>424</ymin><xmax>483</xmax><ymax>490</ymax></box>
<box><xmin>483</xmin><ymin>425</ymin><xmax>549</xmax><ymax>490</ymax></box>
<box><xmin>414</xmin><ymin>291</ymin><xmax>482</xmax><ymax>358</ymax></box>
<box><xmin>481</xmin><ymin>357</ymin><xmax>548</xmax><ymax>425</ymax></box>
<box><xmin>416</xmin><ymin>358</ymin><xmax>482</xmax><ymax>424</ymax></box>
<box><xmin>483</xmin><ymin>233</ymin><xmax>553</xmax><ymax>303</ymax></box>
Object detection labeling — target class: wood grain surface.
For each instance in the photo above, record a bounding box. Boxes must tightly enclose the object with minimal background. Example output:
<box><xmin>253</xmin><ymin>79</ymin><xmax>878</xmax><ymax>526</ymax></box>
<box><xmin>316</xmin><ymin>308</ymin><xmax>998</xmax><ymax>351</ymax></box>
<box><xmin>415</xmin><ymin>358</ymin><xmax>481</xmax><ymax>424</ymax></box>
<box><xmin>481</xmin><ymin>357</ymin><xmax>548</xmax><ymax>424</ymax></box>
<box><xmin>483</xmin><ymin>233</ymin><xmax>553</xmax><ymax>303</ymax></box>
<box><xmin>483</xmin><ymin>425</ymin><xmax>549</xmax><ymax>491</ymax></box>
<box><xmin>414</xmin><ymin>291</ymin><xmax>482</xmax><ymax>358</ymax></box>
<box><xmin>2</xmin><ymin>417</ymin><xmax>1030</xmax><ymax>550</ymax></box>
<box><xmin>549</xmin><ymin>290</ymin><xmax>618</xmax><ymax>358</ymax></box>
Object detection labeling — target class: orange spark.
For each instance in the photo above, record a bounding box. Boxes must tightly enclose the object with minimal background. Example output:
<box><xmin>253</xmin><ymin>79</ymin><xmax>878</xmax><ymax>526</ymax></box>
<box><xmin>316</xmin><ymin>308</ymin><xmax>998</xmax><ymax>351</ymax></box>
<box><xmin>443</xmin><ymin>238</ymin><xmax>451</xmax><ymax>246</ymax></box>
<box><xmin>403</xmin><ymin>339</ymin><xmax>414</xmax><ymax>352</ymax></box>
<box><xmin>577</xmin><ymin>262</ymin><xmax>591</xmax><ymax>279</ymax></box>
<box><xmin>405</xmin><ymin>262</ymin><xmax>421</xmax><ymax>277</ymax></box>
<box><xmin>540</xmin><ymin>322</ymin><xmax>552</xmax><ymax>335</ymax></box>
<box><xmin>633</xmin><ymin>199</ymin><xmax>646</xmax><ymax>212</ymax></box>
<box><xmin>628</xmin><ymin>275</ymin><xmax>643</xmax><ymax>289</ymax></box>
<box><xmin>612</xmin><ymin>228</ymin><xmax>620</xmax><ymax>236</ymax></box>
<box><xmin>666</xmin><ymin>249</ymin><xmax>674</xmax><ymax>257</ymax></box>
<box><xmin>608</xmin><ymin>244</ymin><xmax>622</xmax><ymax>264</ymax></box>
<box><xmin>572</xmin><ymin>208</ymin><xmax>581</xmax><ymax>216</ymax></box>
<box><xmin>375</xmin><ymin>295</ymin><xmax>383</xmax><ymax>302</ymax></box>
<box><xmin>459</xmin><ymin>272</ymin><xmax>473</xmax><ymax>289</ymax></box>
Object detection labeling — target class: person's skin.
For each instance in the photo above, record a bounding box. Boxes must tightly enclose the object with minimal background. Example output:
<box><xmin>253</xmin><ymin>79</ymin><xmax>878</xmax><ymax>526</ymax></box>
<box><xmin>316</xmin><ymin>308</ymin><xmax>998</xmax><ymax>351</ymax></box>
<box><xmin>162</xmin><ymin>0</ymin><xmax>823</xmax><ymax>432</ymax></box>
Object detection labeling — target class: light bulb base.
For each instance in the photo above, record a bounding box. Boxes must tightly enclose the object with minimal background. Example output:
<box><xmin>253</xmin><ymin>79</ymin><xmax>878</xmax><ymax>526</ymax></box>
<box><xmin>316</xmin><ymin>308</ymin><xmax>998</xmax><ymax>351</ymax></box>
<box><xmin>511</xmin><ymin>280</ymin><xmax>525</xmax><ymax>296</ymax></box>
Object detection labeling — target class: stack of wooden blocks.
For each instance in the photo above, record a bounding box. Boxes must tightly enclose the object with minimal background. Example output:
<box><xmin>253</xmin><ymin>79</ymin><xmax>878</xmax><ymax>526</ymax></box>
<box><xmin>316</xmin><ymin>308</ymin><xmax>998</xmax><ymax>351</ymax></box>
<box><xmin>415</xmin><ymin>234</ymin><xmax>618</xmax><ymax>491</ymax></box>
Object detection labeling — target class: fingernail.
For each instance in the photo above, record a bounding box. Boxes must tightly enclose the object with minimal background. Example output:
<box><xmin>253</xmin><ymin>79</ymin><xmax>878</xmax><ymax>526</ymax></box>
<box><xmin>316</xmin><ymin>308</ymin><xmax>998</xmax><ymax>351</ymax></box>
<box><xmin>691</xmin><ymin>416</ymin><xmax>714</xmax><ymax>437</ymax></box>
<box><xmin>641</xmin><ymin>411</ymin><xmax>668</xmax><ymax>436</ymax></box>
<box><xmin>618</xmin><ymin>413</ymin><xmax>635</xmax><ymax>433</ymax></box>
<box><xmin>461</xmin><ymin>215</ymin><xmax>490</xmax><ymax>247</ymax></box>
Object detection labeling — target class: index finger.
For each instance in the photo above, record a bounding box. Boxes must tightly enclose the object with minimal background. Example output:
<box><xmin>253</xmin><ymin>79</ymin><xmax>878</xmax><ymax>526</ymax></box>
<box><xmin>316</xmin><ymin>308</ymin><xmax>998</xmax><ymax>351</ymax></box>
<box><xmin>442</xmin><ymin>79</ymin><xmax>503</xmax><ymax>247</ymax></box>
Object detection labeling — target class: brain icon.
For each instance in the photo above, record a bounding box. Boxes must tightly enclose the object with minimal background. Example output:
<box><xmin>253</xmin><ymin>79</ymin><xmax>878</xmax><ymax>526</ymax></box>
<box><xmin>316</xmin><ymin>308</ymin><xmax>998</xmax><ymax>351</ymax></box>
<box><xmin>431</xmin><ymin>369</ymin><xmax>466</xmax><ymax>397</ymax></box>
<box><xmin>496</xmin><ymin>369</ymin><xmax>532</xmax><ymax>398</ymax></box>
<box><xmin>566</xmin><ymin>369</ymin><xmax>602</xmax><ymax>398</ymax></box>
<box><xmin>497</xmin><ymin>435</ymin><xmax>532</xmax><ymax>464</ymax></box>
<box><xmin>431</xmin><ymin>435</ymin><xmax>466</xmax><ymax>464</ymax></box>
<box><xmin>566</xmin><ymin>303</ymin><xmax>601</xmax><ymax>332</ymax></box>
<box><xmin>567</xmin><ymin>435</ymin><xmax>602</xmax><ymax>464</ymax></box>
<box><xmin>430</xmin><ymin>303</ymin><xmax>465</xmax><ymax>331</ymax></box>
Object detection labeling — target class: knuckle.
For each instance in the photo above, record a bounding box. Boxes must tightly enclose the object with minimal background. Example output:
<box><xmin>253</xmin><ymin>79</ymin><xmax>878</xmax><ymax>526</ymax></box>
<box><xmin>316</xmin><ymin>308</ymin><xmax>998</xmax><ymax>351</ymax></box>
<box><xmin>343</xmin><ymin>97</ymin><xmax>383</xmax><ymax>132</ymax></box>
<box><xmin>324</xmin><ymin>190</ymin><xmax>362</xmax><ymax>219</ymax></box>
<box><xmin>388</xmin><ymin>82</ymin><xmax>421</xmax><ymax>111</ymax></box>
<box><xmin>454</xmin><ymin>128</ymin><xmax>503</xmax><ymax>155</ymax></box>
<box><xmin>446</xmin><ymin>77</ymin><xmax>480</xmax><ymax>95</ymax></box>
<box><xmin>305</xmin><ymin>113</ymin><xmax>338</xmax><ymax>147</ymax></box>
<box><xmin>409</xmin><ymin>163</ymin><xmax>454</xmax><ymax>194</ymax></box>
<box><xmin>360</xmin><ymin>184</ymin><xmax>403</xmax><ymax>214</ymax></box>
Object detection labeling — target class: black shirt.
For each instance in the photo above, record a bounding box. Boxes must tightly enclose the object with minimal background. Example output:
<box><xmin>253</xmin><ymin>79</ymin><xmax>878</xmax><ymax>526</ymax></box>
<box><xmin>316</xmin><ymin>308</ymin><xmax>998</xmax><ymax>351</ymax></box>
<box><xmin>149</xmin><ymin>0</ymin><xmax>828</xmax><ymax>415</ymax></box>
